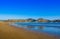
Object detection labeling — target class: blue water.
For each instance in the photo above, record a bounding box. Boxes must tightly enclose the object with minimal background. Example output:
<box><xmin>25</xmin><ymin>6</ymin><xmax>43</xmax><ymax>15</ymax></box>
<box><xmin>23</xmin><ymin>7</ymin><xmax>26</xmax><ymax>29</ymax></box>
<box><xmin>14</xmin><ymin>22</ymin><xmax>60</xmax><ymax>36</ymax></box>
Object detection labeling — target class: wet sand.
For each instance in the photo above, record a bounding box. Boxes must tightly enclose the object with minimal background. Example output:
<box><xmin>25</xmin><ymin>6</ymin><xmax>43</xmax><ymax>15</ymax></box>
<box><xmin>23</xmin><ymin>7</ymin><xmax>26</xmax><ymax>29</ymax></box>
<box><xmin>0</xmin><ymin>22</ymin><xmax>60</xmax><ymax>39</ymax></box>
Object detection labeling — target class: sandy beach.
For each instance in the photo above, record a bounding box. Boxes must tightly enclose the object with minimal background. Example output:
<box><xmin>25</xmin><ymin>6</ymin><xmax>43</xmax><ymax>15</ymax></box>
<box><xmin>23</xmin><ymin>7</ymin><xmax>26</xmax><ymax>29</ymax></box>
<box><xmin>0</xmin><ymin>22</ymin><xmax>60</xmax><ymax>39</ymax></box>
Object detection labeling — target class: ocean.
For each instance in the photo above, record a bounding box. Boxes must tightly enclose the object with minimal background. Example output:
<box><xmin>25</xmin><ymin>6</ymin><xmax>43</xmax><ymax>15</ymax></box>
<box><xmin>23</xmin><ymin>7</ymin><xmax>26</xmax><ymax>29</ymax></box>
<box><xmin>12</xmin><ymin>22</ymin><xmax>60</xmax><ymax>36</ymax></box>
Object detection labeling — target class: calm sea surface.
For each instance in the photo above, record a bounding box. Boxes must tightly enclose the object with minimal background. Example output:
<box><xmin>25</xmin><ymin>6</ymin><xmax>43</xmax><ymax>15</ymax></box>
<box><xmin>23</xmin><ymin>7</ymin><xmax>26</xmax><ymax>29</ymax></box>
<box><xmin>13</xmin><ymin>22</ymin><xmax>60</xmax><ymax>36</ymax></box>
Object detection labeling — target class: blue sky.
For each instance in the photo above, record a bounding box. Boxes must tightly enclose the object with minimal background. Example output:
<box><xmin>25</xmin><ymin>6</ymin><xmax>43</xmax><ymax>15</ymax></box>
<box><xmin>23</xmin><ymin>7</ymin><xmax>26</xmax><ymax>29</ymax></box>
<box><xmin>0</xmin><ymin>0</ymin><xmax>60</xmax><ymax>20</ymax></box>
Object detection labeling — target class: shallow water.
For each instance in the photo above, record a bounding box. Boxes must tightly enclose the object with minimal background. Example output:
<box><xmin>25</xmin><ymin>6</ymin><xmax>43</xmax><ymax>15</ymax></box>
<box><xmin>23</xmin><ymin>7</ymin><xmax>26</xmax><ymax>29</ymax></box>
<box><xmin>14</xmin><ymin>22</ymin><xmax>60</xmax><ymax>36</ymax></box>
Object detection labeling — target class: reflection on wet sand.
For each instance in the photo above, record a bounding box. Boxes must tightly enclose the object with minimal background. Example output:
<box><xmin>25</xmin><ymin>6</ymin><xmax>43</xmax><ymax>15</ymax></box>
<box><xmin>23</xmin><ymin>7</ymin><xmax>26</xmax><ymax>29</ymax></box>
<box><xmin>26</xmin><ymin>26</ymin><xmax>44</xmax><ymax>30</ymax></box>
<box><xmin>27</xmin><ymin>26</ymin><xmax>34</xmax><ymax>28</ymax></box>
<box><xmin>38</xmin><ymin>26</ymin><xmax>44</xmax><ymax>29</ymax></box>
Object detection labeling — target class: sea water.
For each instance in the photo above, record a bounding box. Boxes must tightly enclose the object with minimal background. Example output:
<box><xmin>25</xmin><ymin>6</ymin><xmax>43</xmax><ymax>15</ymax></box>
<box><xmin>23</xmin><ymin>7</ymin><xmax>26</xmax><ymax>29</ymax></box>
<box><xmin>14</xmin><ymin>22</ymin><xmax>60</xmax><ymax>36</ymax></box>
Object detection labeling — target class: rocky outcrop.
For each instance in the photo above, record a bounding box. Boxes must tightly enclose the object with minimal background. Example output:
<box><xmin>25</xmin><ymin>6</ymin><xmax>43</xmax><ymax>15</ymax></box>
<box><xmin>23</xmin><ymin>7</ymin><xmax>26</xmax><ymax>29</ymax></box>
<box><xmin>37</xmin><ymin>18</ymin><xmax>51</xmax><ymax>22</ymax></box>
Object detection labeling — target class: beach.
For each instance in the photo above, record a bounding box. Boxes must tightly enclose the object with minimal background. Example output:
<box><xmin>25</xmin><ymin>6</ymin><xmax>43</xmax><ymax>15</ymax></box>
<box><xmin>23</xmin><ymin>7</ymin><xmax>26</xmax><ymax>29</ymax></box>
<box><xmin>0</xmin><ymin>22</ymin><xmax>60</xmax><ymax>39</ymax></box>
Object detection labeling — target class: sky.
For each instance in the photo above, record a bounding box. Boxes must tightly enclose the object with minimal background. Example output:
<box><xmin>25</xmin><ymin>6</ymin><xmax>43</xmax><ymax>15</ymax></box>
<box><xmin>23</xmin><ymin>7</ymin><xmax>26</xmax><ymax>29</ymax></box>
<box><xmin>0</xmin><ymin>0</ymin><xmax>60</xmax><ymax>20</ymax></box>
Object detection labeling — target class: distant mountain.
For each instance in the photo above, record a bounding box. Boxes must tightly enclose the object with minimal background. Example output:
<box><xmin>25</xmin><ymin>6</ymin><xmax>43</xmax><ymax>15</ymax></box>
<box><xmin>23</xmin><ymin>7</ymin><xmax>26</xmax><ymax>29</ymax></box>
<box><xmin>2</xmin><ymin>18</ymin><xmax>60</xmax><ymax>22</ymax></box>
<box><xmin>52</xmin><ymin>20</ymin><xmax>60</xmax><ymax>22</ymax></box>
<box><xmin>37</xmin><ymin>18</ymin><xmax>51</xmax><ymax>22</ymax></box>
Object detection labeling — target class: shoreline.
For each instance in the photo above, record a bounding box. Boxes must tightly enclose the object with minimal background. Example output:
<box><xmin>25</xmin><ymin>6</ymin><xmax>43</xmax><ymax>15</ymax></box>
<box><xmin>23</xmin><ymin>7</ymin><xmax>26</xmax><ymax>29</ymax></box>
<box><xmin>10</xmin><ymin>22</ymin><xmax>60</xmax><ymax>36</ymax></box>
<box><xmin>0</xmin><ymin>22</ymin><xmax>60</xmax><ymax>39</ymax></box>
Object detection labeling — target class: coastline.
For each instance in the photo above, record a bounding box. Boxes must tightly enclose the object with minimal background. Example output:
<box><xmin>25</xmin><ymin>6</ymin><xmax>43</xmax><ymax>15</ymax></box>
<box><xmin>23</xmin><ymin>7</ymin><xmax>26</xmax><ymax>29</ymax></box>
<box><xmin>0</xmin><ymin>22</ymin><xmax>60</xmax><ymax>39</ymax></box>
<box><xmin>11</xmin><ymin>22</ymin><xmax>60</xmax><ymax>36</ymax></box>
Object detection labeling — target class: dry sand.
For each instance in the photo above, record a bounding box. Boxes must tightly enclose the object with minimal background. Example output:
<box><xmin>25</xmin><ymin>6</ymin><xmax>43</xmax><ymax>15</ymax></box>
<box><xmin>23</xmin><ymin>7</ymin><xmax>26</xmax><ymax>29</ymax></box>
<box><xmin>0</xmin><ymin>22</ymin><xmax>60</xmax><ymax>39</ymax></box>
